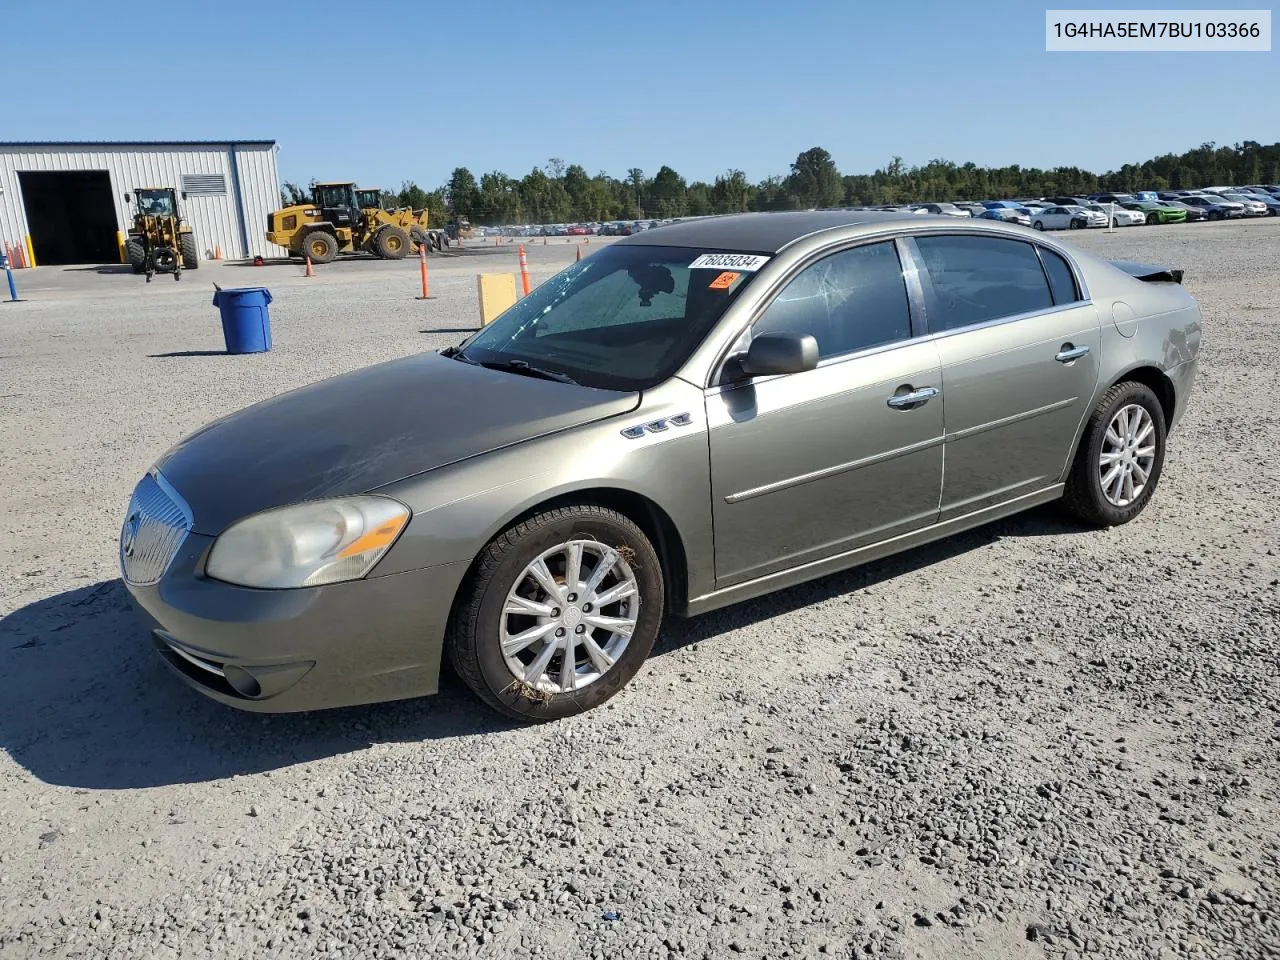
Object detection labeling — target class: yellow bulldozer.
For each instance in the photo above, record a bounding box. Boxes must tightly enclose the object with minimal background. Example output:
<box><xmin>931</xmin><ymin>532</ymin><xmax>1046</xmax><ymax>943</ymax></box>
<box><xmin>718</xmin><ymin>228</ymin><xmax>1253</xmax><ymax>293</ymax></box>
<box><xmin>266</xmin><ymin>182</ymin><xmax>440</xmax><ymax>263</ymax></box>
<box><xmin>124</xmin><ymin>187</ymin><xmax>198</xmax><ymax>282</ymax></box>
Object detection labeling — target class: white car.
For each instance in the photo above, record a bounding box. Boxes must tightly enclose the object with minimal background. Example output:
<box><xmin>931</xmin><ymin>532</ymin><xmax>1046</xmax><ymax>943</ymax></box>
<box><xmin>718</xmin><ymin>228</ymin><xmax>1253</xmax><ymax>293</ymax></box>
<box><xmin>1220</xmin><ymin>193</ymin><xmax>1269</xmax><ymax>217</ymax></box>
<box><xmin>1081</xmin><ymin>202</ymin><xmax>1144</xmax><ymax>227</ymax></box>
<box><xmin>909</xmin><ymin>203</ymin><xmax>972</xmax><ymax>217</ymax></box>
<box><xmin>1031</xmin><ymin>205</ymin><xmax>1107</xmax><ymax>231</ymax></box>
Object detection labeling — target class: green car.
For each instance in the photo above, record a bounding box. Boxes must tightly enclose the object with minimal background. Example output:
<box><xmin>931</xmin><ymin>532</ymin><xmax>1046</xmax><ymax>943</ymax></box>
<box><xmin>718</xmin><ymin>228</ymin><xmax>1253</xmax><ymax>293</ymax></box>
<box><xmin>1121</xmin><ymin>201</ymin><xmax>1188</xmax><ymax>225</ymax></box>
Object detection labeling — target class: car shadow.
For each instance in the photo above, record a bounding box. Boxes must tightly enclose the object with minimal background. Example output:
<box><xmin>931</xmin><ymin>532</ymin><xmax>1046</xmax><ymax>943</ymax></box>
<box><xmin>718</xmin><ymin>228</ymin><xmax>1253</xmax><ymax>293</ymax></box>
<box><xmin>0</xmin><ymin>506</ymin><xmax>1087</xmax><ymax>790</ymax></box>
<box><xmin>420</xmin><ymin>327</ymin><xmax>480</xmax><ymax>335</ymax></box>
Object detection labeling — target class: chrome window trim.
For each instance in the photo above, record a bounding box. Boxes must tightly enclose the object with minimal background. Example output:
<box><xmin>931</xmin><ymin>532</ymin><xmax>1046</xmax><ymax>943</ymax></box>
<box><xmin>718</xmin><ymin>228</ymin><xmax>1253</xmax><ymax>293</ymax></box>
<box><xmin>902</xmin><ymin>231</ymin><xmax>1093</xmax><ymax>340</ymax></box>
<box><xmin>701</xmin><ymin>223</ymin><xmax>1092</xmax><ymax>389</ymax></box>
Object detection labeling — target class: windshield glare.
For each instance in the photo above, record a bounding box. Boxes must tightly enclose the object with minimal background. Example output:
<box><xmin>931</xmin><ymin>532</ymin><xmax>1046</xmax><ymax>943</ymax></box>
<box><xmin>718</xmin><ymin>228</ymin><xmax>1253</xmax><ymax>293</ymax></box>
<box><xmin>456</xmin><ymin>244</ymin><xmax>761</xmax><ymax>391</ymax></box>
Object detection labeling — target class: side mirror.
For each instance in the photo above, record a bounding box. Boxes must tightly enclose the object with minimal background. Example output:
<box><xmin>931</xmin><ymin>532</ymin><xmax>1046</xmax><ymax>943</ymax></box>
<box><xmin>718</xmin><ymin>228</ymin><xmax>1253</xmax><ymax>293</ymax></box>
<box><xmin>123</xmin><ymin>192</ymin><xmax>131</xmax><ymax>202</ymax></box>
<box><xmin>738</xmin><ymin>332</ymin><xmax>819</xmax><ymax>377</ymax></box>
<box><xmin>181</xmin><ymin>191</ymin><xmax>188</xmax><ymax>200</ymax></box>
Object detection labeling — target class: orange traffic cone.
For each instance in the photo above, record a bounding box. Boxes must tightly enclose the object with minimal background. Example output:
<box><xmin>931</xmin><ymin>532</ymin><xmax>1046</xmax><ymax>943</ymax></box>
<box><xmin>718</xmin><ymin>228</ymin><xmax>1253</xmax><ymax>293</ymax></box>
<box><xmin>214</xmin><ymin>244</ymin><xmax>222</xmax><ymax>260</ymax></box>
<box><xmin>305</xmin><ymin>255</ymin><xmax>314</xmax><ymax>277</ymax></box>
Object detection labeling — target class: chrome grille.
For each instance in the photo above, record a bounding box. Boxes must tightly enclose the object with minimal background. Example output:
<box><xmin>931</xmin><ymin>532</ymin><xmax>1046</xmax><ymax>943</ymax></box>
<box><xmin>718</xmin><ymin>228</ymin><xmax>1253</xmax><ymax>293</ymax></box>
<box><xmin>120</xmin><ymin>472</ymin><xmax>192</xmax><ymax>586</ymax></box>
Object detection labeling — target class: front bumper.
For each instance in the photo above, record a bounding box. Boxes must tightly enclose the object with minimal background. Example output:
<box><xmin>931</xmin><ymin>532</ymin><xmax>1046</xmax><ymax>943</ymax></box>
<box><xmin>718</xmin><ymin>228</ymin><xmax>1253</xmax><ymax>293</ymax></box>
<box><xmin>126</xmin><ymin>531</ymin><xmax>470</xmax><ymax>712</ymax></box>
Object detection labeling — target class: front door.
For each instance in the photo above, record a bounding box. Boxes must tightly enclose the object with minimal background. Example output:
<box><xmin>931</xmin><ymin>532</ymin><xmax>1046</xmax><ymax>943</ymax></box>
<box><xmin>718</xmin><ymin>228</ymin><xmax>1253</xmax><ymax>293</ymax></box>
<box><xmin>908</xmin><ymin>234</ymin><xmax>1102</xmax><ymax>520</ymax></box>
<box><xmin>706</xmin><ymin>239</ymin><xmax>944</xmax><ymax>588</ymax></box>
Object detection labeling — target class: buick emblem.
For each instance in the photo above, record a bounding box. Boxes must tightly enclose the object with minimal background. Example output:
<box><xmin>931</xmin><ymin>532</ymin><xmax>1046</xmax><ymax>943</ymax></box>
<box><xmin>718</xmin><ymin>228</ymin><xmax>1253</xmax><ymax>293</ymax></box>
<box><xmin>122</xmin><ymin>513</ymin><xmax>141</xmax><ymax>558</ymax></box>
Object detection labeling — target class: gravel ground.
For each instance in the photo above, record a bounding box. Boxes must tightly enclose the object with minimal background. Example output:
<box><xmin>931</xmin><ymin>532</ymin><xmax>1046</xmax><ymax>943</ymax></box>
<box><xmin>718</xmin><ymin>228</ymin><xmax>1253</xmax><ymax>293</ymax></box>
<box><xmin>1</xmin><ymin>222</ymin><xmax>1277</xmax><ymax>960</ymax></box>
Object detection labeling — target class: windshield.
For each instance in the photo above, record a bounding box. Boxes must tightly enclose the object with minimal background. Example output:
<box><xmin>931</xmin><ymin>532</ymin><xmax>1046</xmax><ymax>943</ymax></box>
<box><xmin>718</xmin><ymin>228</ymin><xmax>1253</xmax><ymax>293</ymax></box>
<box><xmin>456</xmin><ymin>244</ymin><xmax>762</xmax><ymax>391</ymax></box>
<box><xmin>136</xmin><ymin>189</ymin><xmax>174</xmax><ymax>216</ymax></box>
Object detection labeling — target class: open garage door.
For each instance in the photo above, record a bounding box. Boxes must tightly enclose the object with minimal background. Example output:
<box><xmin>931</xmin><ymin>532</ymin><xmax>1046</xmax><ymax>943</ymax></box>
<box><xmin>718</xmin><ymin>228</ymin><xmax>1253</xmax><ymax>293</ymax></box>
<box><xmin>18</xmin><ymin>171</ymin><xmax>120</xmax><ymax>265</ymax></box>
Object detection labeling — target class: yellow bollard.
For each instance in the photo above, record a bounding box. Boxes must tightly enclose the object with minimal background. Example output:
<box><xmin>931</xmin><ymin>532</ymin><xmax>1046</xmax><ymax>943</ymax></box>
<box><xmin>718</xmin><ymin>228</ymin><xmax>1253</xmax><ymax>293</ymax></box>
<box><xmin>117</xmin><ymin>231</ymin><xmax>127</xmax><ymax>264</ymax></box>
<box><xmin>24</xmin><ymin>235</ymin><xmax>36</xmax><ymax>268</ymax></box>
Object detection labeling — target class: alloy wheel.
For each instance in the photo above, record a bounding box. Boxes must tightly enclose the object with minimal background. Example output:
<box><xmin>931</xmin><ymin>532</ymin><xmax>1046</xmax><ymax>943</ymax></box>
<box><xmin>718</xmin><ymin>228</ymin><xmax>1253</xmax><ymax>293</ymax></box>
<box><xmin>500</xmin><ymin>540</ymin><xmax>639</xmax><ymax>694</ymax></box>
<box><xmin>1099</xmin><ymin>404</ymin><xmax>1157</xmax><ymax>507</ymax></box>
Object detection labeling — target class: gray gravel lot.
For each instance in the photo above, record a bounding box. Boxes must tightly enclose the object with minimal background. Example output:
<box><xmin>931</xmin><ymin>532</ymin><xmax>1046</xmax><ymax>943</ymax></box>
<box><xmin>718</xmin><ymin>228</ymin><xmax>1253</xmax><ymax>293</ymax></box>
<box><xmin>1</xmin><ymin>222</ymin><xmax>1277</xmax><ymax>960</ymax></box>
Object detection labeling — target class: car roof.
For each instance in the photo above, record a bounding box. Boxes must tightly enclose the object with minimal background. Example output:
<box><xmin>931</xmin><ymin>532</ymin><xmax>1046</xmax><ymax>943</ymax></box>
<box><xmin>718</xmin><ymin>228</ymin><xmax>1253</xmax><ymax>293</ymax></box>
<box><xmin>612</xmin><ymin>210</ymin><xmax>910</xmax><ymax>253</ymax></box>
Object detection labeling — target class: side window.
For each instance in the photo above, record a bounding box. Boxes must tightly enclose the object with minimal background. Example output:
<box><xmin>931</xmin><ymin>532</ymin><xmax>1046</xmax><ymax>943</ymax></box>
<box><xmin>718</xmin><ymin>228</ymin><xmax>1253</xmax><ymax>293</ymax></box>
<box><xmin>1038</xmin><ymin>248</ymin><xmax>1081</xmax><ymax>305</ymax></box>
<box><xmin>754</xmin><ymin>241</ymin><xmax>913</xmax><ymax>360</ymax></box>
<box><xmin>914</xmin><ymin>235</ymin><xmax>1053</xmax><ymax>332</ymax></box>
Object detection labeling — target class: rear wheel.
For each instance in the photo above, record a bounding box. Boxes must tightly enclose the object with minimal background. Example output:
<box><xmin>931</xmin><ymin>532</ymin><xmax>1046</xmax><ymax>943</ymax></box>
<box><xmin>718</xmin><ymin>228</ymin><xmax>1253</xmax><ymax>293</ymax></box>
<box><xmin>125</xmin><ymin>238</ymin><xmax>146</xmax><ymax>273</ymax></box>
<box><xmin>447</xmin><ymin>505</ymin><xmax>665</xmax><ymax>721</ymax></box>
<box><xmin>179</xmin><ymin>233</ymin><xmax>199</xmax><ymax>270</ymax></box>
<box><xmin>1063</xmin><ymin>381</ymin><xmax>1167</xmax><ymax>527</ymax></box>
<box><xmin>302</xmin><ymin>231</ymin><xmax>338</xmax><ymax>263</ymax></box>
<box><xmin>373</xmin><ymin>225</ymin><xmax>410</xmax><ymax>259</ymax></box>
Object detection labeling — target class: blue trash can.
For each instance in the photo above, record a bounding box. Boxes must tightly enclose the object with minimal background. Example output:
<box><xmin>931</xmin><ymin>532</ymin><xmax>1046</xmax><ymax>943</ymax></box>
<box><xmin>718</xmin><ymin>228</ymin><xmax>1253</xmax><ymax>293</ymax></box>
<box><xmin>212</xmin><ymin>287</ymin><xmax>273</xmax><ymax>354</ymax></box>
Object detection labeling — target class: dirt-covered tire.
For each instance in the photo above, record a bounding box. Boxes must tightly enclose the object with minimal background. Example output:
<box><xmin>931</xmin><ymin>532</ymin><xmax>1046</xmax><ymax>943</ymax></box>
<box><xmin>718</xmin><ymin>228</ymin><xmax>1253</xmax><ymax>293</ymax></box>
<box><xmin>1063</xmin><ymin>381</ymin><xmax>1167</xmax><ymax>527</ymax></box>
<box><xmin>446</xmin><ymin>505</ymin><xmax>665</xmax><ymax>721</ymax></box>
<box><xmin>125</xmin><ymin>238</ymin><xmax>146</xmax><ymax>273</ymax></box>
<box><xmin>302</xmin><ymin>231</ymin><xmax>338</xmax><ymax>264</ymax></box>
<box><xmin>179</xmin><ymin>233</ymin><xmax>199</xmax><ymax>270</ymax></box>
<box><xmin>373</xmin><ymin>225</ymin><xmax>410</xmax><ymax>260</ymax></box>
<box><xmin>409</xmin><ymin>227</ymin><xmax>428</xmax><ymax>252</ymax></box>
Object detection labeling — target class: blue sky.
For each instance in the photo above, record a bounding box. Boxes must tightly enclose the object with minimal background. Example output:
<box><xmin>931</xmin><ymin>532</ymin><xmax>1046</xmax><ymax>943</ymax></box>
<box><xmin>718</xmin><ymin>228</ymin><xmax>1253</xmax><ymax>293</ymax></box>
<box><xmin>6</xmin><ymin>0</ymin><xmax>1276</xmax><ymax>189</ymax></box>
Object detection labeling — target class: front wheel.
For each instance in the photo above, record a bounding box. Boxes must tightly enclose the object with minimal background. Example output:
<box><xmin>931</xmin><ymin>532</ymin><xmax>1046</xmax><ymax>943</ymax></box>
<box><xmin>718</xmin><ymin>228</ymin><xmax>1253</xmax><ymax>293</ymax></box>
<box><xmin>1063</xmin><ymin>382</ymin><xmax>1167</xmax><ymax>527</ymax></box>
<box><xmin>1033</xmin><ymin>221</ymin><xmax>1045</xmax><ymax>231</ymax></box>
<box><xmin>447</xmin><ymin>505</ymin><xmax>665</xmax><ymax>720</ymax></box>
<box><xmin>1068</xmin><ymin>219</ymin><xmax>1082</xmax><ymax>229</ymax></box>
<box><xmin>1146</xmin><ymin>213</ymin><xmax>1158</xmax><ymax>226</ymax></box>
<box><xmin>179</xmin><ymin>233</ymin><xmax>199</xmax><ymax>270</ymax></box>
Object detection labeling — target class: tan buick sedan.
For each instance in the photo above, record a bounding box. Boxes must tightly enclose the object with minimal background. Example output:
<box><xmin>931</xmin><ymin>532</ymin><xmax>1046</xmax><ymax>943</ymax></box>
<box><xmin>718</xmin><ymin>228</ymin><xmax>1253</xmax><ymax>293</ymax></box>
<box><xmin>120</xmin><ymin>212</ymin><xmax>1200</xmax><ymax>720</ymax></box>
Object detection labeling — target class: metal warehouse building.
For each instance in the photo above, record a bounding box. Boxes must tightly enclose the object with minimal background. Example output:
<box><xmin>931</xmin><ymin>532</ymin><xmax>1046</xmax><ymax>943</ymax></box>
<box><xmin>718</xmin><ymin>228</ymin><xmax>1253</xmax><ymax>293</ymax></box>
<box><xmin>0</xmin><ymin>140</ymin><xmax>281</xmax><ymax>265</ymax></box>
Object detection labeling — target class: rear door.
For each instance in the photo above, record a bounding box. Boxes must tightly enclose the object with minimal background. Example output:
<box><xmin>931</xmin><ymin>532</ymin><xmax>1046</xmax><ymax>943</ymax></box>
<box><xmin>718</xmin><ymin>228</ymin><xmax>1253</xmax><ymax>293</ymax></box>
<box><xmin>907</xmin><ymin>233</ymin><xmax>1101</xmax><ymax>520</ymax></box>
<box><xmin>706</xmin><ymin>239</ymin><xmax>943</xmax><ymax>587</ymax></box>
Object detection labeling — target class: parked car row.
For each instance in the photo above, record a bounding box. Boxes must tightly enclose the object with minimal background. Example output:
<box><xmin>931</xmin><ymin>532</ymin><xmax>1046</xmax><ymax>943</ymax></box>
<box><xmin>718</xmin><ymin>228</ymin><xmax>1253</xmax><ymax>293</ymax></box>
<box><xmin>469</xmin><ymin>185</ymin><xmax>1280</xmax><ymax>240</ymax></box>
<box><xmin>473</xmin><ymin>220</ymin><xmax>678</xmax><ymax>238</ymax></box>
<box><xmin>823</xmin><ymin>184</ymin><xmax>1280</xmax><ymax>231</ymax></box>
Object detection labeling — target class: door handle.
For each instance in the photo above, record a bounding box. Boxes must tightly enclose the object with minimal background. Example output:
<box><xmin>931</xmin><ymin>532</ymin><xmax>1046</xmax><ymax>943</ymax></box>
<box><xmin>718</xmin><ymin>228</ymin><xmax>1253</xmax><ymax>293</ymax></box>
<box><xmin>886</xmin><ymin>386</ymin><xmax>940</xmax><ymax>409</ymax></box>
<box><xmin>1055</xmin><ymin>344</ymin><xmax>1090</xmax><ymax>363</ymax></box>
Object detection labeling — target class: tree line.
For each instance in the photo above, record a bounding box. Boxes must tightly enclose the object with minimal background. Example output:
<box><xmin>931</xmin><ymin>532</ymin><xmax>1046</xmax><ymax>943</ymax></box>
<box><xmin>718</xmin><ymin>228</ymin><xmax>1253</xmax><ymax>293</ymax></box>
<box><xmin>281</xmin><ymin>140</ymin><xmax>1280</xmax><ymax>225</ymax></box>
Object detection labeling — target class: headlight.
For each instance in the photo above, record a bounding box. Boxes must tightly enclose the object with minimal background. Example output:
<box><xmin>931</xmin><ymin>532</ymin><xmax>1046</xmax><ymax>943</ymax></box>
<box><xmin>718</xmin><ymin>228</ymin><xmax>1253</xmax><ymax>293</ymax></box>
<box><xmin>205</xmin><ymin>496</ymin><xmax>410</xmax><ymax>589</ymax></box>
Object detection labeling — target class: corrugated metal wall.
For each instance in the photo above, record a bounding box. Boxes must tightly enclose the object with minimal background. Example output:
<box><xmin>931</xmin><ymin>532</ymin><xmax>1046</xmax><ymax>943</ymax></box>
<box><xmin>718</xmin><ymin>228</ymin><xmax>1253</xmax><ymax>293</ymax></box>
<box><xmin>0</xmin><ymin>142</ymin><xmax>285</xmax><ymax>262</ymax></box>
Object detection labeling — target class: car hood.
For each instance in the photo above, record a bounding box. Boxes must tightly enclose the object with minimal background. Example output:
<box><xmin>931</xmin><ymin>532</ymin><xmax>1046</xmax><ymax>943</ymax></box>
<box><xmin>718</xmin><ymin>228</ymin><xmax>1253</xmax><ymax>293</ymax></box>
<box><xmin>154</xmin><ymin>352</ymin><xmax>640</xmax><ymax>534</ymax></box>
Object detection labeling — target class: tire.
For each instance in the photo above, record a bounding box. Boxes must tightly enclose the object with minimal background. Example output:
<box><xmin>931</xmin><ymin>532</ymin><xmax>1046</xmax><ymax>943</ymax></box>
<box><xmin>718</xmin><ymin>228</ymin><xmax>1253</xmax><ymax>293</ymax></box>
<box><xmin>447</xmin><ymin>505</ymin><xmax>665</xmax><ymax>721</ymax></box>
<box><xmin>409</xmin><ymin>227</ymin><xmax>428</xmax><ymax>252</ymax></box>
<box><xmin>1110</xmin><ymin>218</ymin><xmax>1118</xmax><ymax>228</ymax></box>
<box><xmin>1145</xmin><ymin>213</ymin><xmax>1158</xmax><ymax>226</ymax></box>
<box><xmin>1062</xmin><ymin>381</ymin><xmax>1167</xmax><ymax>528</ymax></box>
<box><xmin>1033</xmin><ymin>221</ymin><xmax>1044</xmax><ymax>231</ymax></box>
<box><xmin>1209</xmin><ymin>211</ymin><xmax>1221</xmax><ymax>222</ymax></box>
<box><xmin>179</xmin><ymin>233</ymin><xmax>199</xmax><ymax>270</ymax></box>
<box><xmin>125</xmin><ymin>238</ymin><xmax>146</xmax><ymax>274</ymax></box>
<box><xmin>373</xmin><ymin>224</ymin><xmax>409</xmax><ymax>260</ymax></box>
<box><xmin>302</xmin><ymin>231</ymin><xmax>338</xmax><ymax>263</ymax></box>
<box><xmin>1068</xmin><ymin>219</ymin><xmax>1081</xmax><ymax>230</ymax></box>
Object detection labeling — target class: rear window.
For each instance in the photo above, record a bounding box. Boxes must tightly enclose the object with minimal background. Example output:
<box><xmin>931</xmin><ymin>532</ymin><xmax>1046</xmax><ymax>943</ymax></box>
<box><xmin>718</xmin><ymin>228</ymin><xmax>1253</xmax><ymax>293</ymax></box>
<box><xmin>914</xmin><ymin>235</ymin><xmax>1053</xmax><ymax>332</ymax></box>
<box><xmin>1038</xmin><ymin>248</ymin><xmax>1081</xmax><ymax>305</ymax></box>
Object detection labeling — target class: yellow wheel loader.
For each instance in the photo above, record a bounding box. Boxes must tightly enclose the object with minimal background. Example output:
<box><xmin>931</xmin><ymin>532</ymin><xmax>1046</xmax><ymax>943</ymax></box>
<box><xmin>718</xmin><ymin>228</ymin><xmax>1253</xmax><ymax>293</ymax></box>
<box><xmin>354</xmin><ymin>188</ymin><xmax>445</xmax><ymax>253</ymax></box>
<box><xmin>124</xmin><ymin>187</ymin><xmax>198</xmax><ymax>282</ymax></box>
<box><xmin>266</xmin><ymin>182</ymin><xmax>433</xmax><ymax>263</ymax></box>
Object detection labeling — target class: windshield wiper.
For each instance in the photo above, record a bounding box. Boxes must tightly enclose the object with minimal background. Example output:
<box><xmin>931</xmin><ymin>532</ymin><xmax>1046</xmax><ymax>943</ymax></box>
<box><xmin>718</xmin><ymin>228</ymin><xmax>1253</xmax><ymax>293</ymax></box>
<box><xmin>474</xmin><ymin>358</ymin><xmax>579</xmax><ymax>385</ymax></box>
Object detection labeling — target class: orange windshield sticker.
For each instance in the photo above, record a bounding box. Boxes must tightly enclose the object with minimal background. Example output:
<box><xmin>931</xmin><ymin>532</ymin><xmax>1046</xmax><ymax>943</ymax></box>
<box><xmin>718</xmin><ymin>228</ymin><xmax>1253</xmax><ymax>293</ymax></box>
<box><xmin>709</xmin><ymin>271</ymin><xmax>740</xmax><ymax>290</ymax></box>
